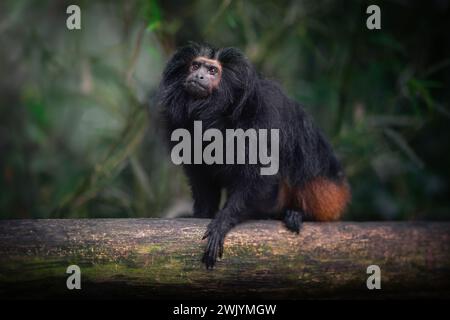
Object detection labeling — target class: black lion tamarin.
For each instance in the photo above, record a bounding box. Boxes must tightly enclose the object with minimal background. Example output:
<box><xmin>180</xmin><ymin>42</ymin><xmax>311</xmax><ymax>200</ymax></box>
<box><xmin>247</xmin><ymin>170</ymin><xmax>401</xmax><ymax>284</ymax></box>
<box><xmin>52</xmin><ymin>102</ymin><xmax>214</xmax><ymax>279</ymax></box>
<box><xmin>158</xmin><ymin>43</ymin><xmax>350</xmax><ymax>269</ymax></box>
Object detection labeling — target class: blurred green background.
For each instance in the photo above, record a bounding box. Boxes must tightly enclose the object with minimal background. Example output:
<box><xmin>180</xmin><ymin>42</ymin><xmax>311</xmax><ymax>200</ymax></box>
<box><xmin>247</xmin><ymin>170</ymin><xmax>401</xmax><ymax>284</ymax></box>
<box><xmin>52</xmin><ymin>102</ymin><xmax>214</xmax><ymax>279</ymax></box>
<box><xmin>0</xmin><ymin>0</ymin><xmax>449</xmax><ymax>220</ymax></box>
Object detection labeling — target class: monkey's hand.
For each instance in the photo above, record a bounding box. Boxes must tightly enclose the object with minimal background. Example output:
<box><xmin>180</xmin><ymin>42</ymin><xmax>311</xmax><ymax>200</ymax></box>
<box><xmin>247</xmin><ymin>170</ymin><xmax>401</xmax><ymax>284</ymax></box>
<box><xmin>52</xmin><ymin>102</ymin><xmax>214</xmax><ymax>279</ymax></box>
<box><xmin>201</xmin><ymin>221</ymin><xmax>225</xmax><ymax>269</ymax></box>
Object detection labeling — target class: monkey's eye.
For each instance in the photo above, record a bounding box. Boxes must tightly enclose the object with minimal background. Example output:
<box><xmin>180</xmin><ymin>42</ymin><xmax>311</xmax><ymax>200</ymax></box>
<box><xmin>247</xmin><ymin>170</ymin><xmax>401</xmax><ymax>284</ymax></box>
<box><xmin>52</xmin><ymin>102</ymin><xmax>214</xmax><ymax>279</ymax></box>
<box><xmin>208</xmin><ymin>66</ymin><xmax>218</xmax><ymax>75</ymax></box>
<box><xmin>191</xmin><ymin>62</ymin><xmax>200</xmax><ymax>71</ymax></box>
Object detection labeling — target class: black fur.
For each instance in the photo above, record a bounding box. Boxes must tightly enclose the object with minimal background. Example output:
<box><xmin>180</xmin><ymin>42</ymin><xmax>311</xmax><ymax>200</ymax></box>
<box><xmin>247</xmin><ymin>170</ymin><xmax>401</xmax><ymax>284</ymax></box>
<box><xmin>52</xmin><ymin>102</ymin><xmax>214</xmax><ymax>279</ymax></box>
<box><xmin>158</xmin><ymin>43</ymin><xmax>346</xmax><ymax>269</ymax></box>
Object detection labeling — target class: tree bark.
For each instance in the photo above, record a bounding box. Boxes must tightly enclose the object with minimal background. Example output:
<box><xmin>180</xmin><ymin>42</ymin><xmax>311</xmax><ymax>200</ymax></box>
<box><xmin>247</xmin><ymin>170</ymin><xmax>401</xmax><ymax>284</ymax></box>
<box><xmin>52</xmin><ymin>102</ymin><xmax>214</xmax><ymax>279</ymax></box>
<box><xmin>0</xmin><ymin>219</ymin><xmax>449</xmax><ymax>299</ymax></box>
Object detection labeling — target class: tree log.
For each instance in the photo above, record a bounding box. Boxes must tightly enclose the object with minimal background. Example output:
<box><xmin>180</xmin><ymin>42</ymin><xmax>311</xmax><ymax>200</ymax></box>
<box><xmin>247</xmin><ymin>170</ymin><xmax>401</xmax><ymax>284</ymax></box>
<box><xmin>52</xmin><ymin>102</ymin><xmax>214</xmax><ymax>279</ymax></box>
<box><xmin>0</xmin><ymin>219</ymin><xmax>449</xmax><ymax>299</ymax></box>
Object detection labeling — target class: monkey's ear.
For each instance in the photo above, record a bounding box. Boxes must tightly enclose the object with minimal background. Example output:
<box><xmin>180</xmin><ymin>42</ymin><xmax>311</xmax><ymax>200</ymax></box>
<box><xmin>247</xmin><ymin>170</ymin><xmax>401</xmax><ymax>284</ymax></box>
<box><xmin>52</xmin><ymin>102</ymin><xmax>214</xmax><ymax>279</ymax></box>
<box><xmin>162</xmin><ymin>44</ymin><xmax>199</xmax><ymax>85</ymax></box>
<box><xmin>218</xmin><ymin>48</ymin><xmax>260</xmax><ymax>120</ymax></box>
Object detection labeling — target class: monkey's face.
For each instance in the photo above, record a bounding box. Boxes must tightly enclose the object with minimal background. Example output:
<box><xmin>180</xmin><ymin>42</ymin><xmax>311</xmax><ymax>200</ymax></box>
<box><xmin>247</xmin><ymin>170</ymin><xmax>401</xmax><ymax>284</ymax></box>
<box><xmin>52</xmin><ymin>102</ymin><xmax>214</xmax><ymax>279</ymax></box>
<box><xmin>184</xmin><ymin>57</ymin><xmax>222</xmax><ymax>98</ymax></box>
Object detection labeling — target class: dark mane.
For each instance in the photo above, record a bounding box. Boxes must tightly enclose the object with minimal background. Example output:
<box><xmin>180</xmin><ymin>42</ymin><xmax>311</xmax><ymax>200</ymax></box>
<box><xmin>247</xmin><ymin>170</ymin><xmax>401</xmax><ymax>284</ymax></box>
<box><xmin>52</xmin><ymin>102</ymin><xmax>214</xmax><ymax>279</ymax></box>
<box><xmin>158</xmin><ymin>43</ymin><xmax>262</xmax><ymax>128</ymax></box>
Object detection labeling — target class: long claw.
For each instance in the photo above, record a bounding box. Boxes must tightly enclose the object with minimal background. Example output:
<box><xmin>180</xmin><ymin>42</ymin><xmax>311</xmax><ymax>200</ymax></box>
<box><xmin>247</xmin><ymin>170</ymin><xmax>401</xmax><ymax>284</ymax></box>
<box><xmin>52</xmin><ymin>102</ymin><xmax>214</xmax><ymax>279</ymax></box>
<box><xmin>201</xmin><ymin>228</ymin><xmax>224</xmax><ymax>269</ymax></box>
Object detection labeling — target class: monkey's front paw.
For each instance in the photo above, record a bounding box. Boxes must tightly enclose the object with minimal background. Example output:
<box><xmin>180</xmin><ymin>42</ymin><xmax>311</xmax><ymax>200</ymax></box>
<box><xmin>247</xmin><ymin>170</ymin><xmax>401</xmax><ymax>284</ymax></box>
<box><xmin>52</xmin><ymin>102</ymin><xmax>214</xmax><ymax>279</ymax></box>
<box><xmin>201</xmin><ymin>227</ymin><xmax>224</xmax><ymax>269</ymax></box>
<box><xmin>284</xmin><ymin>210</ymin><xmax>303</xmax><ymax>234</ymax></box>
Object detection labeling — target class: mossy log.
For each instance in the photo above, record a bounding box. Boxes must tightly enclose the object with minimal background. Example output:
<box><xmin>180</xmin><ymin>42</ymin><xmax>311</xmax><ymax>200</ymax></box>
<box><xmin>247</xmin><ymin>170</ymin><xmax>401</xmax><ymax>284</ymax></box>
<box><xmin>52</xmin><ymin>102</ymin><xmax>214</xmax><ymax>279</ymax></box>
<box><xmin>0</xmin><ymin>219</ymin><xmax>449</xmax><ymax>299</ymax></box>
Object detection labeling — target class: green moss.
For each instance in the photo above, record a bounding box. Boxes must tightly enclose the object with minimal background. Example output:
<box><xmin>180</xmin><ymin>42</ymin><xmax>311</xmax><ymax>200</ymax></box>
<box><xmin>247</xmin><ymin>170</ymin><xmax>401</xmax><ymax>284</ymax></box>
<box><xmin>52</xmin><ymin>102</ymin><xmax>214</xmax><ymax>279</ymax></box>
<box><xmin>136</xmin><ymin>244</ymin><xmax>163</xmax><ymax>255</ymax></box>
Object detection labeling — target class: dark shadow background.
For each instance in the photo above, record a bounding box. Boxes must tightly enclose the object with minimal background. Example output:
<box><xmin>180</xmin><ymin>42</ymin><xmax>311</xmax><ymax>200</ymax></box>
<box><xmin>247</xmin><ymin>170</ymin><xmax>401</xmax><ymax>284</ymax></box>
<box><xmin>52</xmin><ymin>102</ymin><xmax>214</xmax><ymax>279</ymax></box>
<box><xmin>0</xmin><ymin>0</ymin><xmax>449</xmax><ymax>220</ymax></box>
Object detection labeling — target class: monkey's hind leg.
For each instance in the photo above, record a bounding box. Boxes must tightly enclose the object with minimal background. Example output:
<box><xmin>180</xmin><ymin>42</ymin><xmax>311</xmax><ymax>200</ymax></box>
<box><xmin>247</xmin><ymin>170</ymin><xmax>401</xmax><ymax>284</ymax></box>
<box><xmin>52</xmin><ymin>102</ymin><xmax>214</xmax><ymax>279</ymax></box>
<box><xmin>284</xmin><ymin>209</ymin><xmax>303</xmax><ymax>234</ymax></box>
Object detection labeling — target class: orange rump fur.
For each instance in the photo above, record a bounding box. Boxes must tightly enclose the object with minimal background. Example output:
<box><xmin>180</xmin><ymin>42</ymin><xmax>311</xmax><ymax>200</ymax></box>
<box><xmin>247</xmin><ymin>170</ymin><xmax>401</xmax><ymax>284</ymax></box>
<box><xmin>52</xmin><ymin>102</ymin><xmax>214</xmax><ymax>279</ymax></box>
<box><xmin>298</xmin><ymin>178</ymin><xmax>350</xmax><ymax>221</ymax></box>
<box><xmin>277</xmin><ymin>178</ymin><xmax>350</xmax><ymax>221</ymax></box>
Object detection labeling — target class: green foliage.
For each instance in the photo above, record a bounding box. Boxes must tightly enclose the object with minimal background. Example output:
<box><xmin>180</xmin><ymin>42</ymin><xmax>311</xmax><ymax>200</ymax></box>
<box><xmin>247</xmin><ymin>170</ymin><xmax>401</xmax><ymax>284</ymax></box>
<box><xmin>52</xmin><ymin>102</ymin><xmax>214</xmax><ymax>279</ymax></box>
<box><xmin>0</xmin><ymin>0</ymin><xmax>449</xmax><ymax>220</ymax></box>
<box><xmin>144</xmin><ymin>0</ymin><xmax>162</xmax><ymax>31</ymax></box>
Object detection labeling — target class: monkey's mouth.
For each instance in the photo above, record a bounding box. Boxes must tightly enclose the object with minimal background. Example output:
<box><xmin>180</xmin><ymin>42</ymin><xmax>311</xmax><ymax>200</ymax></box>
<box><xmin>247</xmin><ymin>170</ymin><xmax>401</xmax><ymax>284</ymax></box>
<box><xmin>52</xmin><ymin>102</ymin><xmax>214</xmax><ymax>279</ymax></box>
<box><xmin>184</xmin><ymin>80</ymin><xmax>209</xmax><ymax>98</ymax></box>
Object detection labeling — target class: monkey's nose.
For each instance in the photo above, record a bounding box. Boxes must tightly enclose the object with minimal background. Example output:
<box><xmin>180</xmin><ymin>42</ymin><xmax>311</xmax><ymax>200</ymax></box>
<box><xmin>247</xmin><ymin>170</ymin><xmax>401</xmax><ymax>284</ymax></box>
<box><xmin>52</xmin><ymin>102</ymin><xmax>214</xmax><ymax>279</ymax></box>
<box><xmin>194</xmin><ymin>72</ymin><xmax>205</xmax><ymax>80</ymax></box>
